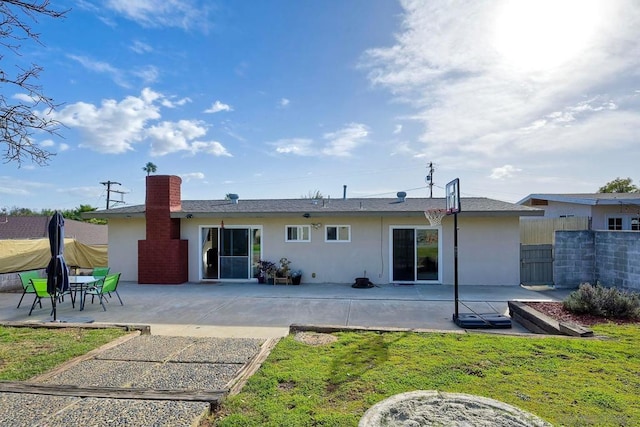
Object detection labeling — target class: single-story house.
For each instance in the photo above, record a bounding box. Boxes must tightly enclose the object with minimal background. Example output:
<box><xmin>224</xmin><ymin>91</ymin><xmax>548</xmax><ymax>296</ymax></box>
<box><xmin>518</xmin><ymin>193</ymin><xmax>640</xmax><ymax>231</ymax></box>
<box><xmin>85</xmin><ymin>175</ymin><xmax>543</xmax><ymax>286</ymax></box>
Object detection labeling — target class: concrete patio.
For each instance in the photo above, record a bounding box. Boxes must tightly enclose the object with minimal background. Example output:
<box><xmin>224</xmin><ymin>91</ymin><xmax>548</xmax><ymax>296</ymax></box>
<box><xmin>0</xmin><ymin>281</ymin><xmax>572</xmax><ymax>337</ymax></box>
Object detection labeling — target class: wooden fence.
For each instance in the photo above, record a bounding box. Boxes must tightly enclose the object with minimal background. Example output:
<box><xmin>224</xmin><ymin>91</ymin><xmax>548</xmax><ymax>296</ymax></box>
<box><xmin>520</xmin><ymin>217</ymin><xmax>590</xmax><ymax>245</ymax></box>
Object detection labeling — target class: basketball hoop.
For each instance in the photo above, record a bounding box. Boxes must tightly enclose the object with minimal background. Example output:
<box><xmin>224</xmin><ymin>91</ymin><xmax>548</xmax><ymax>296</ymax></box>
<box><xmin>424</xmin><ymin>208</ymin><xmax>446</xmax><ymax>226</ymax></box>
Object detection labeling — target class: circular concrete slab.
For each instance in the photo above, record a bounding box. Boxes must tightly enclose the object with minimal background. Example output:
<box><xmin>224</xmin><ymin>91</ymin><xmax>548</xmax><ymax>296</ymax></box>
<box><xmin>359</xmin><ymin>390</ymin><xmax>551</xmax><ymax>427</ymax></box>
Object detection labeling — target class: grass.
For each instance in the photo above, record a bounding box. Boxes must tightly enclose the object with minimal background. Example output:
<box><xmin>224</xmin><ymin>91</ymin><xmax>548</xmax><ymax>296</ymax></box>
<box><xmin>211</xmin><ymin>324</ymin><xmax>640</xmax><ymax>426</ymax></box>
<box><xmin>0</xmin><ymin>326</ymin><xmax>126</xmax><ymax>381</ymax></box>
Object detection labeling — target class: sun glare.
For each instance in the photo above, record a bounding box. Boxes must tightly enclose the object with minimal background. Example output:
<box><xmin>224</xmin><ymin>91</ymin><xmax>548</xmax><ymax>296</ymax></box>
<box><xmin>493</xmin><ymin>0</ymin><xmax>601</xmax><ymax>73</ymax></box>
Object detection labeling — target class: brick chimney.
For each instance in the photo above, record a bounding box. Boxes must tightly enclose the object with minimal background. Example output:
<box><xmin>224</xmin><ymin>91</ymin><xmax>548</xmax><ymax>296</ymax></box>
<box><xmin>138</xmin><ymin>175</ymin><xmax>188</xmax><ymax>284</ymax></box>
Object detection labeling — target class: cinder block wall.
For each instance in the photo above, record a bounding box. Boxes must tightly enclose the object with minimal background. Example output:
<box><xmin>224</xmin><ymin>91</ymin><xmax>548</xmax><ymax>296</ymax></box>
<box><xmin>555</xmin><ymin>230</ymin><xmax>640</xmax><ymax>291</ymax></box>
<box><xmin>554</xmin><ymin>230</ymin><xmax>595</xmax><ymax>288</ymax></box>
<box><xmin>138</xmin><ymin>175</ymin><xmax>188</xmax><ymax>284</ymax></box>
<box><xmin>595</xmin><ymin>232</ymin><xmax>640</xmax><ymax>290</ymax></box>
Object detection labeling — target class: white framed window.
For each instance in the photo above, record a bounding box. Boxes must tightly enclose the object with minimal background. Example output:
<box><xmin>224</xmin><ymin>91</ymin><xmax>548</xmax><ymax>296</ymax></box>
<box><xmin>285</xmin><ymin>225</ymin><xmax>311</xmax><ymax>242</ymax></box>
<box><xmin>325</xmin><ymin>225</ymin><xmax>350</xmax><ymax>242</ymax></box>
<box><xmin>632</xmin><ymin>217</ymin><xmax>640</xmax><ymax>231</ymax></box>
<box><xmin>607</xmin><ymin>217</ymin><xmax>623</xmax><ymax>231</ymax></box>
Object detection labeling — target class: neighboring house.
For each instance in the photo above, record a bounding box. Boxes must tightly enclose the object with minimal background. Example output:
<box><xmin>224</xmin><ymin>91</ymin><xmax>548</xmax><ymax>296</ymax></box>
<box><xmin>518</xmin><ymin>193</ymin><xmax>640</xmax><ymax>231</ymax></box>
<box><xmin>0</xmin><ymin>216</ymin><xmax>107</xmax><ymax>245</ymax></box>
<box><xmin>0</xmin><ymin>216</ymin><xmax>108</xmax><ymax>290</ymax></box>
<box><xmin>85</xmin><ymin>175</ymin><xmax>542</xmax><ymax>286</ymax></box>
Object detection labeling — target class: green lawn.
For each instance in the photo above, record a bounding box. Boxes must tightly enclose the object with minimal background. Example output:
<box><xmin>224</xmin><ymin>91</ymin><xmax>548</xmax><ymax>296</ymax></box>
<box><xmin>0</xmin><ymin>326</ymin><xmax>127</xmax><ymax>381</ymax></box>
<box><xmin>212</xmin><ymin>324</ymin><xmax>640</xmax><ymax>426</ymax></box>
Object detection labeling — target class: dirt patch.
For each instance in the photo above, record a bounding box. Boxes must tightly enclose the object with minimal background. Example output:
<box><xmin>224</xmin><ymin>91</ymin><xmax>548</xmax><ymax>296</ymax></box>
<box><xmin>294</xmin><ymin>331</ymin><xmax>338</xmax><ymax>346</ymax></box>
<box><xmin>526</xmin><ymin>302</ymin><xmax>640</xmax><ymax>327</ymax></box>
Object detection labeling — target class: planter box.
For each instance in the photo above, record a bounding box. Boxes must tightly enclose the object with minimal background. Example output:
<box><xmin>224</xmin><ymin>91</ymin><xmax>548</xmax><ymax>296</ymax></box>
<box><xmin>508</xmin><ymin>301</ymin><xmax>593</xmax><ymax>337</ymax></box>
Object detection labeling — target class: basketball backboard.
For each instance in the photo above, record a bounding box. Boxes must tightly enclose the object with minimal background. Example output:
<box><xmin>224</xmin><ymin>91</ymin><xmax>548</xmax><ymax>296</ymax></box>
<box><xmin>445</xmin><ymin>178</ymin><xmax>461</xmax><ymax>214</ymax></box>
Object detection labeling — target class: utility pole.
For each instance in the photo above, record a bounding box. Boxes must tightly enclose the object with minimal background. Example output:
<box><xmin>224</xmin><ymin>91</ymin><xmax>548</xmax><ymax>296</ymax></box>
<box><xmin>100</xmin><ymin>181</ymin><xmax>126</xmax><ymax>209</ymax></box>
<box><xmin>425</xmin><ymin>162</ymin><xmax>435</xmax><ymax>198</ymax></box>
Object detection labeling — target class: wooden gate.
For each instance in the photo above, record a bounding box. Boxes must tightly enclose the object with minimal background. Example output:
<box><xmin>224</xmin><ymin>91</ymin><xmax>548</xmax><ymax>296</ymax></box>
<box><xmin>520</xmin><ymin>244</ymin><xmax>554</xmax><ymax>285</ymax></box>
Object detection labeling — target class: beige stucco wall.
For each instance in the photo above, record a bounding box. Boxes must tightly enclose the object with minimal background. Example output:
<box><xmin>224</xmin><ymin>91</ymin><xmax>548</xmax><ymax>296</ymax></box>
<box><xmin>107</xmin><ymin>218</ymin><xmax>145</xmax><ymax>281</ymax></box>
<box><xmin>107</xmin><ymin>214</ymin><xmax>522</xmax><ymax>286</ymax></box>
<box><xmin>542</xmin><ymin>201</ymin><xmax>638</xmax><ymax>230</ymax></box>
<box><xmin>442</xmin><ymin>216</ymin><xmax>521</xmax><ymax>286</ymax></box>
<box><xmin>542</xmin><ymin>201</ymin><xmax>593</xmax><ymax>218</ymax></box>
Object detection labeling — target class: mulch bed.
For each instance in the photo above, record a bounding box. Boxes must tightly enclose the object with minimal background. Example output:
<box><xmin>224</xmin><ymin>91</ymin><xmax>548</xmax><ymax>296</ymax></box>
<box><xmin>526</xmin><ymin>302</ymin><xmax>640</xmax><ymax>327</ymax></box>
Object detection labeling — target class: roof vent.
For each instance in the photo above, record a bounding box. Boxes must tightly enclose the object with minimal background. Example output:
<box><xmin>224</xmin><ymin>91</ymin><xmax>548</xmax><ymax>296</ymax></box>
<box><xmin>396</xmin><ymin>191</ymin><xmax>407</xmax><ymax>202</ymax></box>
<box><xmin>228</xmin><ymin>193</ymin><xmax>239</xmax><ymax>204</ymax></box>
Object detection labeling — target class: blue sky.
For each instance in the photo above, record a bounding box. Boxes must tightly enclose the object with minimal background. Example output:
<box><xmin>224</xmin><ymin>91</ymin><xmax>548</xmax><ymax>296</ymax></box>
<box><xmin>2</xmin><ymin>0</ymin><xmax>640</xmax><ymax>211</ymax></box>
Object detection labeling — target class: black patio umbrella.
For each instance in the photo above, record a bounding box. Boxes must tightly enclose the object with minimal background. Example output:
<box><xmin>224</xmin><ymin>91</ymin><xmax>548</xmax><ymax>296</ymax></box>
<box><xmin>46</xmin><ymin>211</ymin><xmax>69</xmax><ymax>321</ymax></box>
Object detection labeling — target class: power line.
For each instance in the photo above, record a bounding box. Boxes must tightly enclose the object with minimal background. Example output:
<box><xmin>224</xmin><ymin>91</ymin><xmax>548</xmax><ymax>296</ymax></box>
<box><xmin>425</xmin><ymin>162</ymin><xmax>435</xmax><ymax>198</ymax></box>
<box><xmin>100</xmin><ymin>181</ymin><xmax>127</xmax><ymax>209</ymax></box>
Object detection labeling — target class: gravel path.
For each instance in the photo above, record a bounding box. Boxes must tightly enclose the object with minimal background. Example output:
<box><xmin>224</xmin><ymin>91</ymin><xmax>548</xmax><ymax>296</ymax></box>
<box><xmin>1</xmin><ymin>335</ymin><xmax>266</xmax><ymax>427</ymax></box>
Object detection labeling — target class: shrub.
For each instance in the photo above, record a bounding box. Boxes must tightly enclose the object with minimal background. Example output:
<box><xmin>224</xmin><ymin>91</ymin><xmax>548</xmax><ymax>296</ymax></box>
<box><xmin>563</xmin><ymin>283</ymin><xmax>640</xmax><ymax>319</ymax></box>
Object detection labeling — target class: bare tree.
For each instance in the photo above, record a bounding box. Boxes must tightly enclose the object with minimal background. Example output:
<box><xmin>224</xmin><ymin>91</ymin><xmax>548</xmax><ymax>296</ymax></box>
<box><xmin>301</xmin><ymin>189</ymin><xmax>324</xmax><ymax>199</ymax></box>
<box><xmin>0</xmin><ymin>1</ymin><xmax>68</xmax><ymax>166</ymax></box>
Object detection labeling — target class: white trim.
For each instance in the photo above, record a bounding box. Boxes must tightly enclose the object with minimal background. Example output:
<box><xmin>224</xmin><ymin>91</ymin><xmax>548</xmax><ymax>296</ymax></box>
<box><xmin>389</xmin><ymin>225</ymin><xmax>442</xmax><ymax>284</ymax></box>
<box><xmin>604</xmin><ymin>214</ymin><xmax>640</xmax><ymax>231</ymax></box>
<box><xmin>285</xmin><ymin>225</ymin><xmax>311</xmax><ymax>242</ymax></box>
<box><xmin>325</xmin><ymin>225</ymin><xmax>351</xmax><ymax>242</ymax></box>
<box><xmin>198</xmin><ymin>224</ymin><xmax>263</xmax><ymax>281</ymax></box>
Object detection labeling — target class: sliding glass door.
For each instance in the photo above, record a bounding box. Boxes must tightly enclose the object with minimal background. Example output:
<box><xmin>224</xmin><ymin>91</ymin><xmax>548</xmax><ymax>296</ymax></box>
<box><xmin>201</xmin><ymin>226</ymin><xmax>261</xmax><ymax>280</ymax></box>
<box><xmin>392</xmin><ymin>227</ymin><xmax>440</xmax><ymax>283</ymax></box>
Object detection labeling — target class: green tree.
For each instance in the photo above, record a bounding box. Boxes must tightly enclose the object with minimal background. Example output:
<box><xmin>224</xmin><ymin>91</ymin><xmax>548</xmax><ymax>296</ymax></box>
<box><xmin>142</xmin><ymin>162</ymin><xmax>157</xmax><ymax>176</ymax></box>
<box><xmin>1</xmin><ymin>1</ymin><xmax>68</xmax><ymax>166</ymax></box>
<box><xmin>597</xmin><ymin>177</ymin><xmax>639</xmax><ymax>193</ymax></box>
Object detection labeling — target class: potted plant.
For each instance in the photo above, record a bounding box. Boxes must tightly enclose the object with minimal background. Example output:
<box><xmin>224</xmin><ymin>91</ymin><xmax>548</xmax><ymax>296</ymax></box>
<box><xmin>290</xmin><ymin>269</ymin><xmax>302</xmax><ymax>285</ymax></box>
<box><xmin>277</xmin><ymin>257</ymin><xmax>291</xmax><ymax>278</ymax></box>
<box><xmin>256</xmin><ymin>260</ymin><xmax>276</xmax><ymax>284</ymax></box>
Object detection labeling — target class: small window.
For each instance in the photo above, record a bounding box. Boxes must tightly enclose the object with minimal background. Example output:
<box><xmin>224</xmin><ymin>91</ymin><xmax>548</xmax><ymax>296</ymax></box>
<box><xmin>631</xmin><ymin>217</ymin><xmax>640</xmax><ymax>231</ymax></box>
<box><xmin>326</xmin><ymin>225</ymin><xmax>350</xmax><ymax>242</ymax></box>
<box><xmin>608</xmin><ymin>217</ymin><xmax>623</xmax><ymax>231</ymax></box>
<box><xmin>286</xmin><ymin>225</ymin><xmax>310</xmax><ymax>242</ymax></box>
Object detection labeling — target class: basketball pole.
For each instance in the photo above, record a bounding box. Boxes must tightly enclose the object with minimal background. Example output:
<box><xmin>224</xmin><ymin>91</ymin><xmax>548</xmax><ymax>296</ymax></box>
<box><xmin>453</xmin><ymin>210</ymin><xmax>459</xmax><ymax>320</ymax></box>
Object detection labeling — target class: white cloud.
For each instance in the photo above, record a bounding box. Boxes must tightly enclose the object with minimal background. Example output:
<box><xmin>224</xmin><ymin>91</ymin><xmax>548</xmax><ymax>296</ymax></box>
<box><xmin>179</xmin><ymin>172</ymin><xmax>206</xmax><ymax>182</ymax></box>
<box><xmin>62</xmin><ymin>186</ymin><xmax>105</xmax><ymax>200</ymax></box>
<box><xmin>132</xmin><ymin>65</ymin><xmax>160</xmax><ymax>84</ymax></box>
<box><xmin>393</xmin><ymin>124</ymin><xmax>403</xmax><ymax>134</ymax></box>
<box><xmin>68</xmin><ymin>54</ymin><xmax>158</xmax><ymax>87</ymax></box>
<box><xmin>189</xmin><ymin>141</ymin><xmax>232</xmax><ymax>157</ymax></box>
<box><xmin>130</xmin><ymin>40</ymin><xmax>153</xmax><ymax>54</ymax></box>
<box><xmin>13</xmin><ymin>93</ymin><xmax>35</xmax><ymax>103</ymax></box>
<box><xmin>204</xmin><ymin>100</ymin><xmax>233</xmax><ymax>113</ymax></box>
<box><xmin>490</xmin><ymin>165</ymin><xmax>522</xmax><ymax>180</ymax></box>
<box><xmin>361</xmin><ymin>0</ymin><xmax>640</xmax><ymax>172</ymax></box>
<box><xmin>272</xmin><ymin>138</ymin><xmax>315</xmax><ymax>156</ymax></box>
<box><xmin>270</xmin><ymin>123</ymin><xmax>370</xmax><ymax>157</ymax></box>
<box><xmin>59</xmin><ymin>143</ymin><xmax>70</xmax><ymax>152</ymax></box>
<box><xmin>50</xmin><ymin>88</ymin><xmax>163</xmax><ymax>154</ymax></box>
<box><xmin>0</xmin><ymin>176</ymin><xmax>50</xmax><ymax>196</ymax></box>
<box><xmin>49</xmin><ymin>88</ymin><xmax>233</xmax><ymax>157</ymax></box>
<box><xmin>322</xmin><ymin>123</ymin><xmax>370</xmax><ymax>157</ymax></box>
<box><xmin>147</xmin><ymin>119</ymin><xmax>208</xmax><ymax>156</ymax></box>
<box><xmin>279</xmin><ymin>98</ymin><xmax>290</xmax><ymax>108</ymax></box>
<box><xmin>104</xmin><ymin>0</ymin><xmax>210</xmax><ymax>32</ymax></box>
<box><xmin>67</xmin><ymin>54</ymin><xmax>129</xmax><ymax>88</ymax></box>
<box><xmin>161</xmin><ymin>96</ymin><xmax>192</xmax><ymax>108</ymax></box>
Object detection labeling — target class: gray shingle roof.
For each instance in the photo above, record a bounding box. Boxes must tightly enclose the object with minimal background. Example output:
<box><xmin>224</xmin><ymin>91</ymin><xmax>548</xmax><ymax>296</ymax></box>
<box><xmin>86</xmin><ymin>197</ymin><xmax>542</xmax><ymax>219</ymax></box>
<box><xmin>518</xmin><ymin>193</ymin><xmax>640</xmax><ymax>206</ymax></box>
<box><xmin>0</xmin><ymin>216</ymin><xmax>107</xmax><ymax>245</ymax></box>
